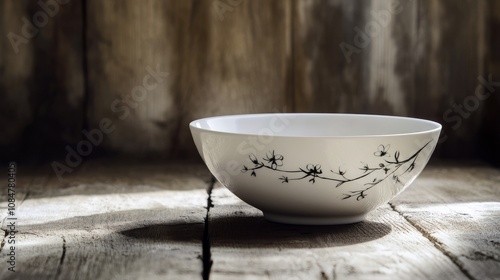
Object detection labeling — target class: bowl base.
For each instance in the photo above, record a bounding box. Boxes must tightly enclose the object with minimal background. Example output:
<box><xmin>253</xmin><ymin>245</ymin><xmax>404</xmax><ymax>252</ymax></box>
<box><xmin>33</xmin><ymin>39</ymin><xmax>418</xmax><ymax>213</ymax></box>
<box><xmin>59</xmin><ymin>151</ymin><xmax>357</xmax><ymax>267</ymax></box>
<box><xmin>263</xmin><ymin>213</ymin><xmax>366</xmax><ymax>225</ymax></box>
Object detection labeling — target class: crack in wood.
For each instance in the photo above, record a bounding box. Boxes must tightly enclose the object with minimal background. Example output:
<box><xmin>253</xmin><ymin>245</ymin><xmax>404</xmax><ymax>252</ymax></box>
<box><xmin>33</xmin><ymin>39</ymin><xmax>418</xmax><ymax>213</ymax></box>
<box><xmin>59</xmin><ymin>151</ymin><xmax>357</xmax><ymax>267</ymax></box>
<box><xmin>388</xmin><ymin>202</ymin><xmax>476</xmax><ymax>280</ymax></box>
<box><xmin>489</xmin><ymin>240</ymin><xmax>500</xmax><ymax>248</ymax></box>
<box><xmin>55</xmin><ymin>236</ymin><xmax>67</xmax><ymax>280</ymax></box>
<box><xmin>464</xmin><ymin>251</ymin><xmax>500</xmax><ymax>262</ymax></box>
<box><xmin>202</xmin><ymin>177</ymin><xmax>215</xmax><ymax>280</ymax></box>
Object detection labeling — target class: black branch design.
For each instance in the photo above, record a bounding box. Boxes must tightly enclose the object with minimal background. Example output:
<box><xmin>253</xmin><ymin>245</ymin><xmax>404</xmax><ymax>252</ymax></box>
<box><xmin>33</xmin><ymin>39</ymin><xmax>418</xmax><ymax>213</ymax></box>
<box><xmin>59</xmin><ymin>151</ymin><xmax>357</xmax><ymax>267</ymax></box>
<box><xmin>241</xmin><ymin>141</ymin><xmax>432</xmax><ymax>201</ymax></box>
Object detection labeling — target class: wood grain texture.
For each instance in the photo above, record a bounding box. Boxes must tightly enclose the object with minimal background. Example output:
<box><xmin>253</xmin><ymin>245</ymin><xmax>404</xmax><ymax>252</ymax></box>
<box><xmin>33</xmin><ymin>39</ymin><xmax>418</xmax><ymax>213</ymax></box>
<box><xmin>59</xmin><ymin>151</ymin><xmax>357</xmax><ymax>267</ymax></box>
<box><xmin>294</xmin><ymin>1</ymin><xmax>416</xmax><ymax>115</ymax></box>
<box><xmin>413</xmin><ymin>0</ymin><xmax>488</xmax><ymax>159</ymax></box>
<box><xmin>0</xmin><ymin>160</ymin><xmax>212</xmax><ymax>280</ymax></box>
<box><xmin>481</xmin><ymin>0</ymin><xmax>500</xmax><ymax>166</ymax></box>
<box><xmin>86</xmin><ymin>0</ymin><xmax>191</xmax><ymax>157</ymax></box>
<box><xmin>0</xmin><ymin>0</ymin><xmax>34</xmax><ymax>148</ymax></box>
<box><xmin>391</xmin><ymin>163</ymin><xmax>500</xmax><ymax>280</ymax></box>
<box><xmin>294</xmin><ymin>0</ymin><xmax>418</xmax><ymax>115</ymax></box>
<box><xmin>208</xmin><ymin>184</ymin><xmax>468</xmax><ymax>280</ymax></box>
<box><xmin>1</xmin><ymin>161</ymin><xmax>498</xmax><ymax>279</ymax></box>
<box><xmin>176</xmin><ymin>0</ymin><xmax>293</xmax><ymax>158</ymax></box>
<box><xmin>366</xmin><ymin>0</ymin><xmax>417</xmax><ymax>117</ymax></box>
<box><xmin>294</xmin><ymin>0</ymin><xmax>489</xmax><ymax>160</ymax></box>
<box><xmin>0</xmin><ymin>0</ymin><xmax>84</xmax><ymax>159</ymax></box>
<box><xmin>0</xmin><ymin>0</ymin><xmax>498</xmax><ymax>165</ymax></box>
<box><xmin>293</xmin><ymin>0</ymin><xmax>367</xmax><ymax>113</ymax></box>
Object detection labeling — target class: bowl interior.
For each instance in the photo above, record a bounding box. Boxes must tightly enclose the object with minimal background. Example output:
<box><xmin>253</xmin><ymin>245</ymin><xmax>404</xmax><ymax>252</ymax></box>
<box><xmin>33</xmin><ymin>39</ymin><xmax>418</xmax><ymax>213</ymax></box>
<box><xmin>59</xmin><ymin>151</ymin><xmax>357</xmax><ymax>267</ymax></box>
<box><xmin>190</xmin><ymin>114</ymin><xmax>441</xmax><ymax>137</ymax></box>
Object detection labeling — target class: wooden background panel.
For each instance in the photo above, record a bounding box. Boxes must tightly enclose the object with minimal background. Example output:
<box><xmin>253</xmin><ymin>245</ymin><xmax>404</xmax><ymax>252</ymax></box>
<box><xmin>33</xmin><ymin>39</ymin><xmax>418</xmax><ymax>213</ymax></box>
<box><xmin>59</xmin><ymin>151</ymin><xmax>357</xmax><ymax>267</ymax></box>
<box><xmin>413</xmin><ymin>0</ymin><xmax>488</xmax><ymax>158</ymax></box>
<box><xmin>176</xmin><ymin>0</ymin><xmax>293</xmax><ymax>158</ymax></box>
<box><xmin>293</xmin><ymin>0</ymin><xmax>368</xmax><ymax>113</ymax></box>
<box><xmin>481</xmin><ymin>0</ymin><xmax>500</xmax><ymax>166</ymax></box>
<box><xmin>366</xmin><ymin>0</ymin><xmax>418</xmax><ymax>116</ymax></box>
<box><xmin>86</xmin><ymin>0</ymin><xmax>191</xmax><ymax>157</ymax></box>
<box><xmin>0</xmin><ymin>0</ymin><xmax>34</xmax><ymax>149</ymax></box>
<box><xmin>0</xmin><ymin>0</ymin><xmax>84</xmax><ymax>160</ymax></box>
<box><xmin>295</xmin><ymin>0</ymin><xmax>489</xmax><ymax>160</ymax></box>
<box><xmin>0</xmin><ymin>0</ymin><xmax>498</xmax><ymax>163</ymax></box>
<box><xmin>294</xmin><ymin>0</ymin><xmax>419</xmax><ymax>115</ymax></box>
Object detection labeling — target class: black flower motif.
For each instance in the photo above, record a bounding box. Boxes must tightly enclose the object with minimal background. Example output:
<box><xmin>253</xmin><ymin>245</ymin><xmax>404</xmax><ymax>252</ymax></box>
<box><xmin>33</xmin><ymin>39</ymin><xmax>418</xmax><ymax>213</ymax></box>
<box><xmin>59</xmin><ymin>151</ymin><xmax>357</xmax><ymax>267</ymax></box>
<box><xmin>360</xmin><ymin>163</ymin><xmax>370</xmax><ymax>173</ymax></box>
<box><xmin>263</xmin><ymin>151</ymin><xmax>284</xmax><ymax>170</ymax></box>
<box><xmin>249</xmin><ymin>154</ymin><xmax>259</xmax><ymax>165</ymax></box>
<box><xmin>374</xmin><ymin>144</ymin><xmax>390</xmax><ymax>157</ymax></box>
<box><xmin>301</xmin><ymin>164</ymin><xmax>322</xmax><ymax>183</ymax></box>
<box><xmin>332</xmin><ymin>167</ymin><xmax>346</xmax><ymax>177</ymax></box>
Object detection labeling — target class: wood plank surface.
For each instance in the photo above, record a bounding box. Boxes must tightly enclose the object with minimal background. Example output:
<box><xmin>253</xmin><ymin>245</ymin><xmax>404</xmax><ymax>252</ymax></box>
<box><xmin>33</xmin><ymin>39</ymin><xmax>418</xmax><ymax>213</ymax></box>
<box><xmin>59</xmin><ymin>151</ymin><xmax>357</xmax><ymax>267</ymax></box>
<box><xmin>391</xmin><ymin>163</ymin><xmax>500</xmax><ymax>280</ymax></box>
<box><xmin>0</xmin><ymin>160</ymin><xmax>212</xmax><ymax>280</ymax></box>
<box><xmin>1</xmin><ymin>161</ymin><xmax>499</xmax><ymax>279</ymax></box>
<box><xmin>208</xmin><ymin>185</ymin><xmax>468</xmax><ymax>279</ymax></box>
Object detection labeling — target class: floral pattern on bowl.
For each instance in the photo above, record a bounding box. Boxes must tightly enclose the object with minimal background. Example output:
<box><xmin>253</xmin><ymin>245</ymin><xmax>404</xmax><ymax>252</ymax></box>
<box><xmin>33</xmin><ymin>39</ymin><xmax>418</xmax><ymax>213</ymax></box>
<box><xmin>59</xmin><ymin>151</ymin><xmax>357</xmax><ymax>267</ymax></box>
<box><xmin>242</xmin><ymin>141</ymin><xmax>432</xmax><ymax>201</ymax></box>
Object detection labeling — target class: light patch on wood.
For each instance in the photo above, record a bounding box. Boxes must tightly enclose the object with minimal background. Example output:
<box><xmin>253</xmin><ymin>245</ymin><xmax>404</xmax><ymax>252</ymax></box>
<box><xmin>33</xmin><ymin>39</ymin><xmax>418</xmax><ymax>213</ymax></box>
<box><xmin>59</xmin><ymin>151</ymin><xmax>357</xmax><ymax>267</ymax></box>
<box><xmin>392</xmin><ymin>163</ymin><xmax>500</xmax><ymax>280</ymax></box>
<box><xmin>295</xmin><ymin>0</ymin><xmax>314</xmax><ymax>103</ymax></box>
<box><xmin>15</xmin><ymin>189</ymin><xmax>208</xmax><ymax>227</ymax></box>
<box><xmin>208</xmin><ymin>184</ymin><xmax>468</xmax><ymax>280</ymax></box>
<box><xmin>1</xmin><ymin>161</ymin><xmax>498</xmax><ymax>278</ymax></box>
<box><xmin>423</xmin><ymin>0</ymin><xmax>444</xmax><ymax>106</ymax></box>
<box><xmin>0</xmin><ymin>161</ymin><xmax>211</xmax><ymax>279</ymax></box>
<box><xmin>367</xmin><ymin>0</ymin><xmax>407</xmax><ymax>115</ymax></box>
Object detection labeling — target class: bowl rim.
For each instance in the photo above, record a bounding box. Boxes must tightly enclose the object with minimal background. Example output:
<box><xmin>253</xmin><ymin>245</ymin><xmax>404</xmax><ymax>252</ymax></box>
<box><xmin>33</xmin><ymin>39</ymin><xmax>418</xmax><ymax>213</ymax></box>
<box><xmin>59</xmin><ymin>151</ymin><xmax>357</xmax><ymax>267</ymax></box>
<box><xmin>189</xmin><ymin>113</ymin><xmax>442</xmax><ymax>138</ymax></box>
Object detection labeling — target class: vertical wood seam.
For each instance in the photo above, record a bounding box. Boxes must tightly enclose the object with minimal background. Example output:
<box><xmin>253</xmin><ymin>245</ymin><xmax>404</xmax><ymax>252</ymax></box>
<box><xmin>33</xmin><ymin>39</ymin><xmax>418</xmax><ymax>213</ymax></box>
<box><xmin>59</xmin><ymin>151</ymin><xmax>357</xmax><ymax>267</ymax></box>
<box><xmin>54</xmin><ymin>236</ymin><xmax>67</xmax><ymax>280</ymax></box>
<box><xmin>170</xmin><ymin>0</ymin><xmax>196</xmax><ymax>159</ymax></box>
<box><xmin>289</xmin><ymin>0</ymin><xmax>296</xmax><ymax>112</ymax></box>
<box><xmin>202</xmin><ymin>177</ymin><xmax>216</xmax><ymax>280</ymax></box>
<box><xmin>81</xmin><ymin>0</ymin><xmax>90</xmax><ymax>135</ymax></box>
<box><xmin>388</xmin><ymin>202</ymin><xmax>476</xmax><ymax>280</ymax></box>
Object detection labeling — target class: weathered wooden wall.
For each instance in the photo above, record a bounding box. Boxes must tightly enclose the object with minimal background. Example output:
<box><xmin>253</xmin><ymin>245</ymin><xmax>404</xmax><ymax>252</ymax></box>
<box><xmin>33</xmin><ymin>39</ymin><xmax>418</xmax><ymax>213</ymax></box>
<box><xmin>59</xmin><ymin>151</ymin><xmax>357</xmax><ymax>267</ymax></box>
<box><xmin>86</xmin><ymin>0</ymin><xmax>191</xmax><ymax>157</ymax></box>
<box><xmin>0</xmin><ymin>0</ymin><xmax>84</xmax><ymax>159</ymax></box>
<box><xmin>0</xmin><ymin>0</ymin><xmax>498</xmax><ymax>164</ymax></box>
<box><xmin>483</xmin><ymin>0</ymin><xmax>500</xmax><ymax>164</ymax></box>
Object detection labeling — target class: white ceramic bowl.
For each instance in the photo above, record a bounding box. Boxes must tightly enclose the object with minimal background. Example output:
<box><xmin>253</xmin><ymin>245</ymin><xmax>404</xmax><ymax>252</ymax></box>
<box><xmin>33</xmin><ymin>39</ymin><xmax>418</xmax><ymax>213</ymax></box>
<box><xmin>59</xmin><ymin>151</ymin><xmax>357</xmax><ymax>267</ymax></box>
<box><xmin>190</xmin><ymin>114</ymin><xmax>441</xmax><ymax>225</ymax></box>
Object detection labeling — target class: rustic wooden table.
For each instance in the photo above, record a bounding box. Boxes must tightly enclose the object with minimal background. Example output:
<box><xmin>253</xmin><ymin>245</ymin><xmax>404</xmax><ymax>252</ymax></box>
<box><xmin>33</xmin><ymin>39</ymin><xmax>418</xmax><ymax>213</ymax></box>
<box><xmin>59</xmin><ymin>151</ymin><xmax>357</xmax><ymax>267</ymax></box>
<box><xmin>0</xmin><ymin>160</ymin><xmax>499</xmax><ymax>280</ymax></box>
